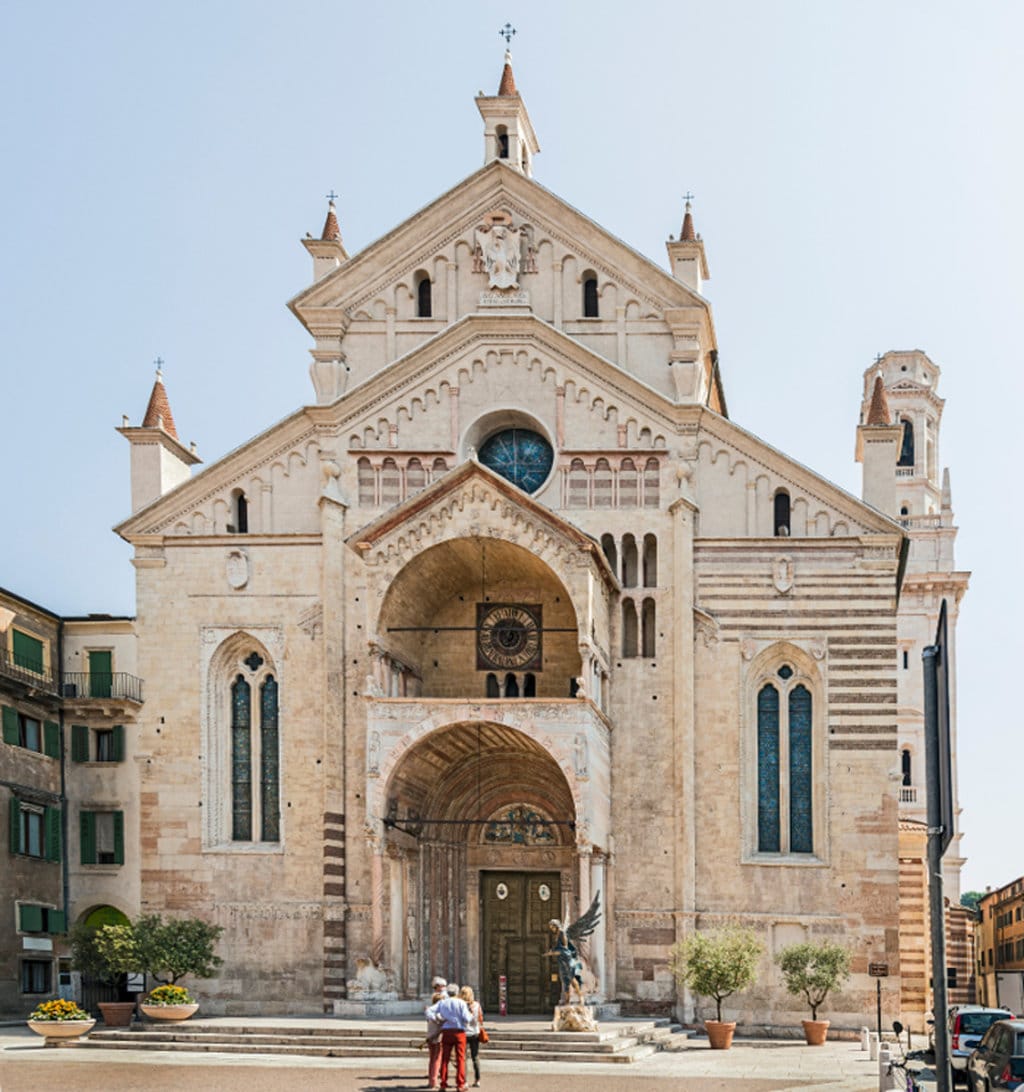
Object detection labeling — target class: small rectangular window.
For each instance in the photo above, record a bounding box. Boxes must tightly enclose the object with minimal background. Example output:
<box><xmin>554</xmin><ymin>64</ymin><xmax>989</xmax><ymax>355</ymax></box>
<box><xmin>95</xmin><ymin>730</ymin><xmax>114</xmax><ymax>762</ymax></box>
<box><xmin>21</xmin><ymin>959</ymin><xmax>52</xmax><ymax>994</ymax></box>
<box><xmin>19</xmin><ymin>715</ymin><xmax>41</xmax><ymax>752</ymax></box>
<box><xmin>95</xmin><ymin>813</ymin><xmax>117</xmax><ymax>864</ymax></box>
<box><xmin>902</xmin><ymin>650</ymin><xmax>909</xmax><ymax>670</ymax></box>
<box><xmin>20</xmin><ymin>806</ymin><xmax>44</xmax><ymax>858</ymax></box>
<box><xmin>947</xmin><ymin>967</ymin><xmax>958</xmax><ymax>988</ymax></box>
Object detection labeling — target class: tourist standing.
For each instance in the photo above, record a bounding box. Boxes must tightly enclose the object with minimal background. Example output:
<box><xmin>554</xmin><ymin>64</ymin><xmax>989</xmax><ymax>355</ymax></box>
<box><xmin>425</xmin><ymin>977</ymin><xmax>447</xmax><ymax>1089</ymax></box>
<box><xmin>427</xmin><ymin>982</ymin><xmax>472</xmax><ymax>1092</ymax></box>
<box><xmin>459</xmin><ymin>984</ymin><xmax>485</xmax><ymax>1088</ymax></box>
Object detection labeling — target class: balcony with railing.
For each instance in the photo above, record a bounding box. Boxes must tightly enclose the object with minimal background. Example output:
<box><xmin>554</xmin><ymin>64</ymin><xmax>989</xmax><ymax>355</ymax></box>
<box><xmin>0</xmin><ymin>646</ymin><xmax>58</xmax><ymax>694</ymax></box>
<box><xmin>60</xmin><ymin>672</ymin><xmax>144</xmax><ymax>707</ymax></box>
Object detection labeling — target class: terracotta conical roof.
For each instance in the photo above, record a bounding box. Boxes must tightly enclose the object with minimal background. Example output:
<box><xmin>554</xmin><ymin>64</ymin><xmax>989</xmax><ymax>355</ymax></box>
<box><xmin>321</xmin><ymin>199</ymin><xmax>342</xmax><ymax>243</ymax></box>
<box><xmin>142</xmin><ymin>368</ymin><xmax>179</xmax><ymax>440</ymax></box>
<box><xmin>681</xmin><ymin>200</ymin><xmax>696</xmax><ymax>241</ymax></box>
<box><xmin>498</xmin><ymin>49</ymin><xmax>517</xmax><ymax>96</ymax></box>
<box><xmin>865</xmin><ymin>375</ymin><xmax>891</xmax><ymax>426</ymax></box>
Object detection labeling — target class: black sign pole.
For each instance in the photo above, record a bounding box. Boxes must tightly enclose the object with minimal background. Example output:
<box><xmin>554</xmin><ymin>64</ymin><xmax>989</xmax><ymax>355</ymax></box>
<box><xmin>876</xmin><ymin>978</ymin><xmax>882</xmax><ymax>1041</ymax></box>
<box><xmin>924</xmin><ymin>599</ymin><xmax>953</xmax><ymax>1092</ymax></box>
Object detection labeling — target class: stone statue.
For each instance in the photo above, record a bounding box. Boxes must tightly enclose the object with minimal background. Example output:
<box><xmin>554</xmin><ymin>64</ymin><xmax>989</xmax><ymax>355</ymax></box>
<box><xmin>546</xmin><ymin>891</ymin><xmax>601</xmax><ymax>1006</ymax></box>
<box><xmin>474</xmin><ymin>223</ymin><xmax>521</xmax><ymax>289</ymax></box>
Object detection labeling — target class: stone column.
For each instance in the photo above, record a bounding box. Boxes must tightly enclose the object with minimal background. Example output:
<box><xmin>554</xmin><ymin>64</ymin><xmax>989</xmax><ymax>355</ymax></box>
<box><xmin>385</xmin><ymin>306</ymin><xmax>396</xmax><ymax>362</ymax></box>
<box><xmin>449</xmin><ymin>386</ymin><xmax>460</xmax><ymax>454</ymax></box>
<box><xmin>553</xmin><ymin>259</ymin><xmax>564</xmax><ymax>329</ymax></box>
<box><xmin>388</xmin><ymin>844</ymin><xmax>404</xmax><ymax>988</ymax></box>
<box><xmin>371</xmin><ymin>841</ymin><xmax>386</xmax><ymax>967</ymax></box>
<box><xmin>447</xmin><ymin>261</ymin><xmax>458</xmax><ymax>322</ymax></box>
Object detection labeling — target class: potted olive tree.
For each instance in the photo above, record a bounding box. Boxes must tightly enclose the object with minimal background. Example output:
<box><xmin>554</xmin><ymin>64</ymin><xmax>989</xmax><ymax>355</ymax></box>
<box><xmin>69</xmin><ymin>922</ymin><xmax>137</xmax><ymax>1027</ymax></box>
<box><xmin>129</xmin><ymin>914</ymin><xmax>224</xmax><ymax>1021</ymax></box>
<box><xmin>775</xmin><ymin>940</ymin><xmax>851</xmax><ymax>1045</ymax></box>
<box><xmin>670</xmin><ymin>925</ymin><xmax>763</xmax><ymax>1049</ymax></box>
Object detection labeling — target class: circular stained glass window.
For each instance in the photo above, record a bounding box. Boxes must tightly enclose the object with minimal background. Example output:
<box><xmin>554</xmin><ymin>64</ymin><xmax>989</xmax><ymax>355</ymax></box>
<box><xmin>478</xmin><ymin>429</ymin><xmax>553</xmax><ymax>494</ymax></box>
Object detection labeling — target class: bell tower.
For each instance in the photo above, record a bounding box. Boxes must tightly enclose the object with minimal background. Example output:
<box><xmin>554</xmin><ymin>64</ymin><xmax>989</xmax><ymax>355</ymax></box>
<box><xmin>475</xmin><ymin>45</ymin><xmax>539</xmax><ymax>177</ymax></box>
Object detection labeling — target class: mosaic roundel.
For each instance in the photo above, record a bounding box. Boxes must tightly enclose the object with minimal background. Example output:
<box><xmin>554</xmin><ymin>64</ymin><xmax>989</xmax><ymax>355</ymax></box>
<box><xmin>477</xmin><ymin>428</ymin><xmax>553</xmax><ymax>494</ymax></box>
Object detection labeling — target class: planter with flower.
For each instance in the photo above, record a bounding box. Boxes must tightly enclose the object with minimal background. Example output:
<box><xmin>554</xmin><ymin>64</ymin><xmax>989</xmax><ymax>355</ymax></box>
<box><xmin>26</xmin><ymin>998</ymin><xmax>96</xmax><ymax>1044</ymax></box>
<box><xmin>140</xmin><ymin>983</ymin><xmax>199</xmax><ymax>1022</ymax></box>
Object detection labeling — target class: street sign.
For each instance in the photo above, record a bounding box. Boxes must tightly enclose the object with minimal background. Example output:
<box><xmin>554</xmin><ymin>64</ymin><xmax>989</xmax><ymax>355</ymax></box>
<box><xmin>869</xmin><ymin>962</ymin><xmax>889</xmax><ymax>977</ymax></box>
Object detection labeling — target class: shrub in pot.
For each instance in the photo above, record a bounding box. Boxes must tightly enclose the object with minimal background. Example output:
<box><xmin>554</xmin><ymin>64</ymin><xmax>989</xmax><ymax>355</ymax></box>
<box><xmin>775</xmin><ymin>940</ymin><xmax>851</xmax><ymax>1045</ymax></box>
<box><xmin>69</xmin><ymin>923</ymin><xmax>137</xmax><ymax>1026</ymax></box>
<box><xmin>670</xmin><ymin>925</ymin><xmax>763</xmax><ymax>1049</ymax></box>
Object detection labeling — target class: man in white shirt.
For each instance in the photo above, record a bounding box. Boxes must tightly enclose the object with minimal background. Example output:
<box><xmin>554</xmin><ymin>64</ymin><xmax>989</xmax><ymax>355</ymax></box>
<box><xmin>426</xmin><ymin>983</ymin><xmax>472</xmax><ymax>1092</ymax></box>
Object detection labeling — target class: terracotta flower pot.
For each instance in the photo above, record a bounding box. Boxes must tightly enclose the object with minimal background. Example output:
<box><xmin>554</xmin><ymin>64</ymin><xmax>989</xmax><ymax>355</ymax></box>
<box><xmin>27</xmin><ymin>1018</ymin><xmax>96</xmax><ymax>1045</ymax></box>
<box><xmin>802</xmin><ymin>1018</ymin><xmax>830</xmax><ymax>1045</ymax></box>
<box><xmin>140</xmin><ymin>1002</ymin><xmax>198</xmax><ymax>1022</ymax></box>
<box><xmin>705</xmin><ymin>1019</ymin><xmax>737</xmax><ymax>1049</ymax></box>
<box><xmin>98</xmin><ymin>1001</ymin><xmax>136</xmax><ymax>1027</ymax></box>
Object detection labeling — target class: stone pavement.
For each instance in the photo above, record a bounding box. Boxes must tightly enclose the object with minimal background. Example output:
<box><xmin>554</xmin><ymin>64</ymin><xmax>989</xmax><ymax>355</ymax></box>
<box><xmin>0</xmin><ymin>1020</ymin><xmax>886</xmax><ymax>1092</ymax></box>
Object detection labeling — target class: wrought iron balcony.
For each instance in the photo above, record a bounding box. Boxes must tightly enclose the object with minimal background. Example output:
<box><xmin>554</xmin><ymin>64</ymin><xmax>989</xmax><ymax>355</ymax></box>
<box><xmin>60</xmin><ymin>672</ymin><xmax>144</xmax><ymax>705</ymax></box>
<box><xmin>0</xmin><ymin>646</ymin><xmax>58</xmax><ymax>694</ymax></box>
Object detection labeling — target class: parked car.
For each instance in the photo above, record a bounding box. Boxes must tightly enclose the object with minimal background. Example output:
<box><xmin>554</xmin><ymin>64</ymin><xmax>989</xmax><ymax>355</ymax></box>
<box><xmin>950</xmin><ymin>1006</ymin><xmax>1015</xmax><ymax>1083</ymax></box>
<box><xmin>966</xmin><ymin>1018</ymin><xmax>1024</xmax><ymax>1090</ymax></box>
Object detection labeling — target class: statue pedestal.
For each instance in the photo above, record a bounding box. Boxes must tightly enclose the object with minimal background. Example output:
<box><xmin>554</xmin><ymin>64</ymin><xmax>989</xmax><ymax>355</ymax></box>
<box><xmin>552</xmin><ymin>1004</ymin><xmax>599</xmax><ymax>1032</ymax></box>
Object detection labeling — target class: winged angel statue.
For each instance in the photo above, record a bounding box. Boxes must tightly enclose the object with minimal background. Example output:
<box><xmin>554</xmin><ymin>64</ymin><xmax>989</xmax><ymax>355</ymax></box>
<box><xmin>545</xmin><ymin>892</ymin><xmax>601</xmax><ymax>1006</ymax></box>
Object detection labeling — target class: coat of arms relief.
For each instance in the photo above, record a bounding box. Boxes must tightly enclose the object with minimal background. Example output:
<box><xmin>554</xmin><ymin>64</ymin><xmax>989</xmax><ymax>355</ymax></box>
<box><xmin>473</xmin><ymin>210</ymin><xmax>537</xmax><ymax>301</ymax></box>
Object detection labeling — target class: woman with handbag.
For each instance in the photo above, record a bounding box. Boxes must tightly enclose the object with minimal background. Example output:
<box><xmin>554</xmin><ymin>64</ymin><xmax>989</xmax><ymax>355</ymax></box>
<box><xmin>459</xmin><ymin>985</ymin><xmax>486</xmax><ymax>1088</ymax></box>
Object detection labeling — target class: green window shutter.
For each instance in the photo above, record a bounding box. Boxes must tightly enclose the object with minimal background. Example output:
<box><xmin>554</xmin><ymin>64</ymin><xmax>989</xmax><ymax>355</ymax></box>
<box><xmin>71</xmin><ymin>725</ymin><xmax>89</xmax><ymax>762</ymax></box>
<box><xmin>80</xmin><ymin>810</ymin><xmax>96</xmax><ymax>864</ymax></box>
<box><xmin>12</xmin><ymin>630</ymin><xmax>44</xmax><ymax>674</ymax></box>
<box><xmin>9</xmin><ymin>796</ymin><xmax>20</xmax><ymax>854</ymax></box>
<box><xmin>44</xmin><ymin>721</ymin><xmax>60</xmax><ymax>758</ymax></box>
<box><xmin>47</xmin><ymin>909</ymin><xmax>67</xmax><ymax>935</ymax></box>
<box><xmin>20</xmin><ymin>904</ymin><xmax>44</xmax><ymax>932</ymax></box>
<box><xmin>44</xmin><ymin>807</ymin><xmax>61</xmax><ymax>862</ymax></box>
<box><xmin>2</xmin><ymin>706</ymin><xmax>18</xmax><ymax>746</ymax></box>
<box><xmin>113</xmin><ymin>811</ymin><xmax>125</xmax><ymax>865</ymax></box>
<box><xmin>112</xmin><ymin>724</ymin><xmax>125</xmax><ymax>762</ymax></box>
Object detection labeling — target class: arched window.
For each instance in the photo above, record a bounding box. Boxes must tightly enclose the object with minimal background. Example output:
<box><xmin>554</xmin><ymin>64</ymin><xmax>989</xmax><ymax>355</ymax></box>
<box><xmin>380</xmin><ymin>458</ymin><xmax>400</xmax><ymax>506</ymax></box>
<box><xmin>642</xmin><ymin>534</ymin><xmax>657</xmax><ymax>587</ymax></box>
<box><xmin>231</xmin><ymin>490</ymin><xmax>248</xmax><ymax>534</ymax></box>
<box><xmin>901</xmin><ymin>748</ymin><xmax>912</xmax><ymax>787</ymax></box>
<box><xmin>898</xmin><ymin>419</ymin><xmax>915</xmax><ymax>467</ymax></box>
<box><xmin>504</xmin><ymin>673</ymin><xmax>519</xmax><ymax>698</ymax></box>
<box><xmin>486</xmin><ymin>673</ymin><xmax>500</xmax><ymax>698</ymax></box>
<box><xmin>229</xmin><ymin>656</ymin><xmax>280</xmax><ymax>843</ymax></box>
<box><xmin>593</xmin><ymin>458</ymin><xmax>613</xmax><ymax>508</ymax></box>
<box><xmin>600</xmin><ymin>533</ymin><xmax>618</xmax><ymax>573</ymax></box>
<box><xmin>496</xmin><ymin>126</ymin><xmax>509</xmax><ymax>159</ymax></box>
<box><xmin>582</xmin><ymin>274</ymin><xmax>599</xmax><ymax>318</ymax></box>
<box><xmin>619</xmin><ymin>459</ymin><xmax>638</xmax><ymax>507</ymax></box>
<box><xmin>415</xmin><ymin>272</ymin><xmax>432</xmax><ymax>318</ymax></box>
<box><xmin>357</xmin><ymin>458</ymin><xmax>375</xmax><ymax>507</ymax></box>
<box><xmin>773</xmin><ymin>490</ymin><xmax>791</xmax><ymax>537</ymax></box>
<box><xmin>523</xmin><ymin>673</ymin><xmax>536</xmax><ymax>698</ymax></box>
<box><xmin>755</xmin><ymin>662</ymin><xmax>815</xmax><ymax>855</ymax></box>
<box><xmin>406</xmin><ymin>458</ymin><xmax>426</xmax><ymax>496</ymax></box>
<box><xmin>622</xmin><ymin>599</ymin><xmax>638</xmax><ymax>657</ymax></box>
<box><xmin>431</xmin><ymin>457</ymin><xmax>448</xmax><ymax>481</ymax></box>
<box><xmin>621</xmin><ymin>534</ymin><xmax>639</xmax><ymax>587</ymax></box>
<box><xmin>567</xmin><ymin>459</ymin><xmax>589</xmax><ymax>508</ymax></box>
<box><xmin>643</xmin><ymin>459</ymin><xmax>660</xmax><ymax>507</ymax></box>
<box><xmin>641</xmin><ymin>598</ymin><xmax>656</xmax><ymax>657</ymax></box>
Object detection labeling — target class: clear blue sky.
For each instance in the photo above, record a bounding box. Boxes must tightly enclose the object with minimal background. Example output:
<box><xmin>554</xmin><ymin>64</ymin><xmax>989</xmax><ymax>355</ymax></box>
<box><xmin>2</xmin><ymin>1</ymin><xmax>1020</xmax><ymax>893</ymax></box>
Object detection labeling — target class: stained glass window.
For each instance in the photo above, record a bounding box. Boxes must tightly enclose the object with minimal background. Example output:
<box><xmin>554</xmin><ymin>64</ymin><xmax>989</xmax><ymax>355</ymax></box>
<box><xmin>789</xmin><ymin>685</ymin><xmax>813</xmax><ymax>853</ymax></box>
<box><xmin>757</xmin><ymin>684</ymin><xmax>780</xmax><ymax>852</ymax></box>
<box><xmin>231</xmin><ymin>675</ymin><xmax>252</xmax><ymax>841</ymax></box>
<box><xmin>260</xmin><ymin>677</ymin><xmax>280</xmax><ymax>842</ymax></box>
<box><xmin>478</xmin><ymin>429</ymin><xmax>553</xmax><ymax>494</ymax></box>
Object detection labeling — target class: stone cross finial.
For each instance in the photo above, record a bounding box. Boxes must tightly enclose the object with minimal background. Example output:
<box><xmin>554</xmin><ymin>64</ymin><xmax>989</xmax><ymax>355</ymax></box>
<box><xmin>499</xmin><ymin>22</ymin><xmax>516</xmax><ymax>44</ymax></box>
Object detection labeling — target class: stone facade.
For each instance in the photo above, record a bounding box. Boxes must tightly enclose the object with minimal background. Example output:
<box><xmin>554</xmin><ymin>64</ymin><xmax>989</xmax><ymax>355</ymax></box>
<box><xmin>96</xmin><ymin>56</ymin><xmax>973</xmax><ymax>1030</ymax></box>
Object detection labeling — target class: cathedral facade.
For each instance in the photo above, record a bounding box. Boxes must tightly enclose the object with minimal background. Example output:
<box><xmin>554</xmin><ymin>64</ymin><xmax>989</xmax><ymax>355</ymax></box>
<box><xmin>104</xmin><ymin>55</ymin><xmax>967</xmax><ymax>1026</ymax></box>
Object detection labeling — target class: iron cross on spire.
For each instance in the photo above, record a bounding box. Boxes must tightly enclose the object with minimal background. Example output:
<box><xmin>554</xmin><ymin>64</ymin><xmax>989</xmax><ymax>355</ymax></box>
<box><xmin>325</xmin><ymin>190</ymin><xmax>339</xmax><ymax>203</ymax></box>
<box><xmin>499</xmin><ymin>22</ymin><xmax>516</xmax><ymax>44</ymax></box>
<box><xmin>683</xmin><ymin>191</ymin><xmax>695</xmax><ymax>205</ymax></box>
<box><xmin>153</xmin><ymin>356</ymin><xmax>165</xmax><ymax>376</ymax></box>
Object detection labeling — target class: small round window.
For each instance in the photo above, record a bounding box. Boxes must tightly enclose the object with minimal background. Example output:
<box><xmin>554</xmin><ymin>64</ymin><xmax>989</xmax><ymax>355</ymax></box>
<box><xmin>478</xmin><ymin>428</ymin><xmax>553</xmax><ymax>494</ymax></box>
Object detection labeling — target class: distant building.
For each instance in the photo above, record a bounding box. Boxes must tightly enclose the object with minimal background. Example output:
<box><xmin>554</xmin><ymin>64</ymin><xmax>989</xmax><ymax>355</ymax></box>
<box><xmin>977</xmin><ymin>881</ymin><xmax>1024</xmax><ymax>1013</ymax></box>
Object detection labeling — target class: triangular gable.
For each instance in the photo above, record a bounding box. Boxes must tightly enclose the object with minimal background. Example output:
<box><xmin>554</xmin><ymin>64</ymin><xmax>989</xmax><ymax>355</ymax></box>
<box><xmin>348</xmin><ymin>459</ymin><xmax>618</xmax><ymax>591</ymax></box>
<box><xmin>290</xmin><ymin>160</ymin><xmax>712</xmax><ymax>325</ymax></box>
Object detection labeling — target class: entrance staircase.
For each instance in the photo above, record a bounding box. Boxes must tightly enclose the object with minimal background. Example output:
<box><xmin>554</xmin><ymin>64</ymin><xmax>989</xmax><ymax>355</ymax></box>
<box><xmin>85</xmin><ymin>1016</ymin><xmax>682</xmax><ymax>1064</ymax></box>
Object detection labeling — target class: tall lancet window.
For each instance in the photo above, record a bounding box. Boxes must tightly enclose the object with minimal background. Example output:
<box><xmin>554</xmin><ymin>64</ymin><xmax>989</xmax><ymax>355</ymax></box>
<box><xmin>229</xmin><ymin>652</ymin><xmax>280</xmax><ymax>843</ymax></box>
<box><xmin>755</xmin><ymin>661</ymin><xmax>816</xmax><ymax>856</ymax></box>
<box><xmin>898</xmin><ymin>419</ymin><xmax>915</xmax><ymax>467</ymax></box>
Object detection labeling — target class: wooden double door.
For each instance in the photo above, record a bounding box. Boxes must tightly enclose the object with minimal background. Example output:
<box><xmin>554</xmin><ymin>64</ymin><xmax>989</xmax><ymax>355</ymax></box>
<box><xmin>481</xmin><ymin>871</ymin><xmax>561</xmax><ymax>1014</ymax></box>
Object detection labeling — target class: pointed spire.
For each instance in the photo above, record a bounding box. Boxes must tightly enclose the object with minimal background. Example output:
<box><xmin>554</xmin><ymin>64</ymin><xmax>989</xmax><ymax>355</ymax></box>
<box><xmin>141</xmin><ymin>362</ymin><xmax>179</xmax><ymax>440</ymax></box>
<box><xmin>498</xmin><ymin>49</ymin><xmax>517</xmax><ymax>96</ymax></box>
<box><xmin>865</xmin><ymin>374</ymin><xmax>891</xmax><ymax>426</ymax></box>
<box><xmin>321</xmin><ymin>195</ymin><xmax>342</xmax><ymax>243</ymax></box>
<box><xmin>681</xmin><ymin>196</ymin><xmax>696</xmax><ymax>241</ymax></box>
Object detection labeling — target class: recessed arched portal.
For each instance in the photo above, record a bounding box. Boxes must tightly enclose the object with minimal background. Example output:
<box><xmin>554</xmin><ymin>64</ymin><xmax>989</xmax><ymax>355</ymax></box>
<box><xmin>380</xmin><ymin>720</ymin><xmax>595</xmax><ymax>1012</ymax></box>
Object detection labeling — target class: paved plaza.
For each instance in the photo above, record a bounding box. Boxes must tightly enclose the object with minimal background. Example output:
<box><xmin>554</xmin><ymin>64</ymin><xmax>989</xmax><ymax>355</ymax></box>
<box><xmin>0</xmin><ymin>1020</ymin><xmax>890</xmax><ymax>1092</ymax></box>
